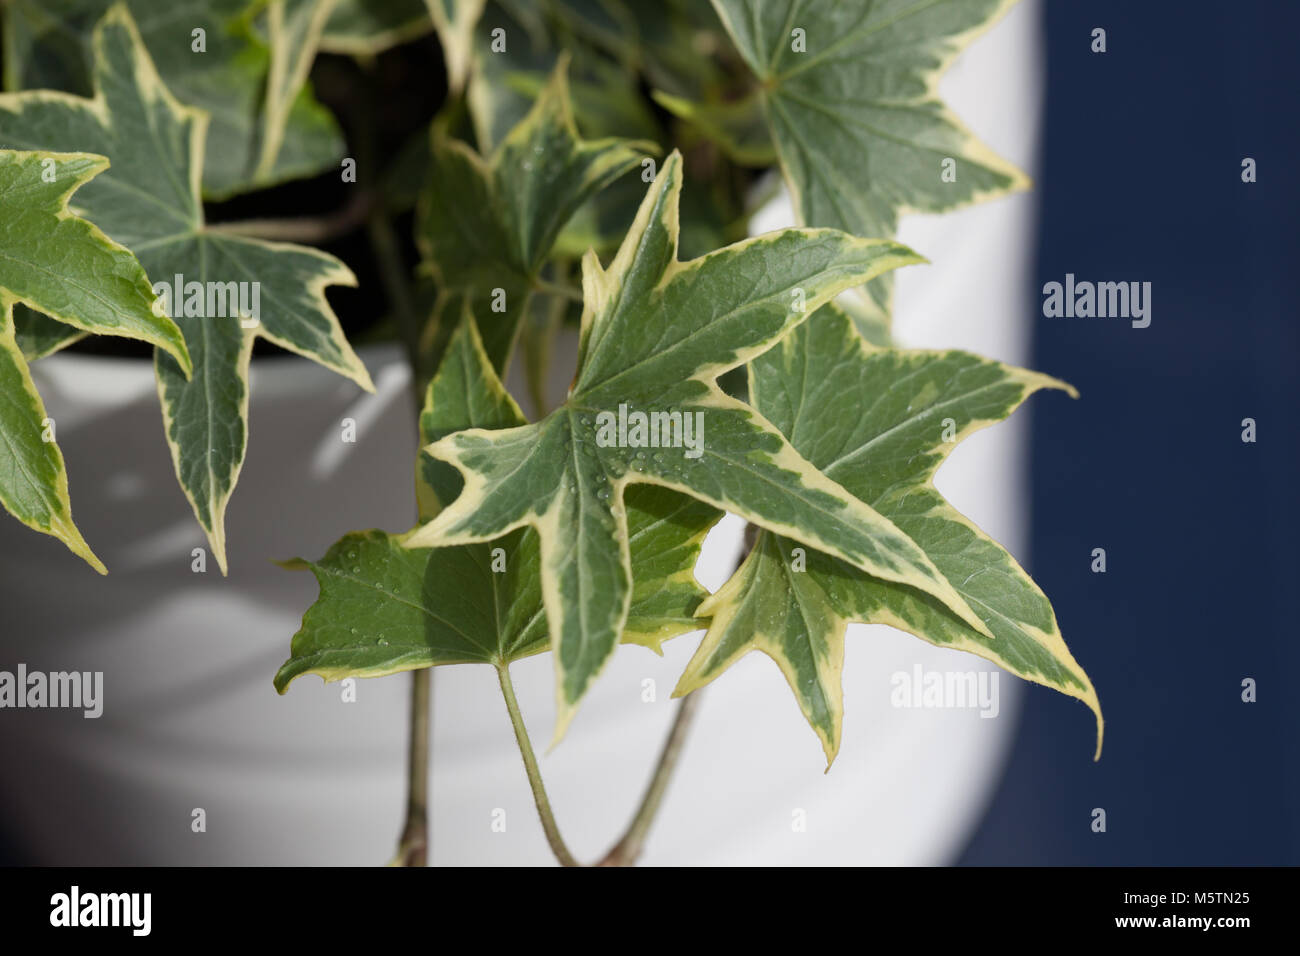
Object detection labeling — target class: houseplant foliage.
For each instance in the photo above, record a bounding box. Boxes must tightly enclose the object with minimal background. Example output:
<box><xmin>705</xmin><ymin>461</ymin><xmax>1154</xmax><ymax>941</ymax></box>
<box><xmin>0</xmin><ymin>0</ymin><xmax>1101</xmax><ymax>865</ymax></box>
<box><xmin>0</xmin><ymin>6</ymin><xmax>371</xmax><ymax>573</ymax></box>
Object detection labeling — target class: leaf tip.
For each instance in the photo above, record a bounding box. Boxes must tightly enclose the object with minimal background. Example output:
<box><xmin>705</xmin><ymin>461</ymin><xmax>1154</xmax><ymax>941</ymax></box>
<box><xmin>819</xmin><ymin>727</ymin><xmax>843</xmax><ymax>772</ymax></box>
<box><xmin>166</xmin><ymin>339</ymin><xmax>194</xmax><ymax>380</ymax></box>
<box><xmin>208</xmin><ymin>532</ymin><xmax>230</xmax><ymax>576</ymax></box>
<box><xmin>397</xmin><ymin>523</ymin><xmax>436</xmax><ymax>550</ymax></box>
<box><xmin>352</xmin><ymin>361</ymin><xmax>377</xmax><ymax>394</ymax></box>
<box><xmin>1021</xmin><ymin>368</ymin><xmax>1079</xmax><ymax>401</ymax></box>
<box><xmin>50</xmin><ymin>515</ymin><xmax>107</xmax><ymax>575</ymax></box>
<box><xmin>549</xmin><ymin>700</ymin><xmax>578</xmax><ymax>751</ymax></box>
<box><xmin>1090</xmin><ymin>699</ymin><xmax>1105</xmax><ymax>761</ymax></box>
<box><xmin>669</xmin><ymin>664</ymin><xmax>703</xmax><ymax>700</ymax></box>
<box><xmin>876</xmin><ymin>238</ymin><xmax>927</xmax><ymax>269</ymax></box>
<box><xmin>272</xmin><ymin>671</ymin><xmax>292</xmax><ymax>696</ymax></box>
<box><xmin>694</xmin><ymin>590</ymin><xmax>723</xmax><ymax>620</ymax></box>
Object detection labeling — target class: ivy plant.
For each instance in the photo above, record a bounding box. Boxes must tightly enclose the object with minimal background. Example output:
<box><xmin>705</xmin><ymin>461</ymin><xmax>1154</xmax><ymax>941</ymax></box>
<box><xmin>0</xmin><ymin>0</ymin><xmax>1101</xmax><ymax>866</ymax></box>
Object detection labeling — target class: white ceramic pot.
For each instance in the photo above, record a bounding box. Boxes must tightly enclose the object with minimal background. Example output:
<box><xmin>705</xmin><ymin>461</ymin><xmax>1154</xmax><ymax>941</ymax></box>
<box><xmin>0</xmin><ymin>1</ymin><xmax>1042</xmax><ymax>865</ymax></box>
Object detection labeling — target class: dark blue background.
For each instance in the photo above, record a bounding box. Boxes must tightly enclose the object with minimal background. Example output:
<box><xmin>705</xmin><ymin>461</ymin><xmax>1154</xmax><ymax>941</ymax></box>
<box><xmin>960</xmin><ymin>1</ymin><xmax>1298</xmax><ymax>865</ymax></box>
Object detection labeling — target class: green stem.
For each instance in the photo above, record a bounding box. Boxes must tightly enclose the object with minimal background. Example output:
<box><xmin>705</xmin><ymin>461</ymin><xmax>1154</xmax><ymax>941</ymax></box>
<box><xmin>388</xmin><ymin>259</ymin><xmax>432</xmax><ymax>866</ymax></box>
<box><xmin>334</xmin><ymin>55</ymin><xmax>438</xmax><ymax>870</ymax></box>
<box><xmin>367</xmin><ymin>211</ymin><xmax>423</xmax><ymax>384</ymax></box>
<box><xmin>392</xmin><ymin>668</ymin><xmax>432</xmax><ymax>866</ymax></box>
<box><xmin>205</xmin><ymin>189</ymin><xmax>375</xmax><ymax>243</ymax></box>
<box><xmin>496</xmin><ymin>663</ymin><xmax>581</xmax><ymax>867</ymax></box>
<box><xmin>497</xmin><ymin>527</ymin><xmax>751</xmax><ymax>867</ymax></box>
<box><xmin>532</xmin><ymin>276</ymin><xmax>583</xmax><ymax>303</ymax></box>
<box><xmin>597</xmin><ymin>690</ymin><xmax>703</xmax><ymax>866</ymax></box>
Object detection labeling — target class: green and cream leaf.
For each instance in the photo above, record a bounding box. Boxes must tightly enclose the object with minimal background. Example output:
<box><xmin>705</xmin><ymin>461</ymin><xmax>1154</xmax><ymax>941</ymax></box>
<box><xmin>1</xmin><ymin>0</ymin><xmax>344</xmax><ymax>198</ymax></box>
<box><xmin>708</xmin><ymin>0</ymin><xmax>1029</xmax><ymax>324</ymax></box>
<box><xmin>0</xmin><ymin>296</ymin><xmax>102</xmax><ymax>573</ymax></box>
<box><xmin>277</xmin><ymin>316</ymin><xmax>720</xmax><ymax>693</ymax></box>
<box><xmin>652</xmin><ymin>89</ymin><xmax>775</xmax><ymax>166</ymax></box>
<box><xmin>255</xmin><ymin>0</ymin><xmax>340</xmax><ymax>182</ymax></box>
<box><xmin>428</xmin><ymin>0</ymin><xmax>487</xmax><ymax>93</ymax></box>
<box><xmin>405</xmin><ymin>150</ymin><xmax>996</xmax><ymax>736</ymax></box>
<box><xmin>14</xmin><ymin>307</ymin><xmax>86</xmax><ymax>361</ymax></box>
<box><xmin>676</xmin><ymin>303</ymin><xmax>1102</xmax><ymax>765</ymax></box>
<box><xmin>0</xmin><ymin>6</ymin><xmax>372</xmax><ymax>573</ymax></box>
<box><xmin>416</xmin><ymin>56</ymin><xmax>648</xmax><ymax>372</ymax></box>
<box><xmin>0</xmin><ymin>149</ymin><xmax>190</xmax><ymax>570</ymax></box>
<box><xmin>320</xmin><ymin>0</ymin><xmax>434</xmax><ymax>55</ymax></box>
<box><xmin>463</xmin><ymin>3</ymin><xmax>665</xmax><ymax>264</ymax></box>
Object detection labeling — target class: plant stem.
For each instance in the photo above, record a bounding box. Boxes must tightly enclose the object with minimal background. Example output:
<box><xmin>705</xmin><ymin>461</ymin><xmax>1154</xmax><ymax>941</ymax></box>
<box><xmin>206</xmin><ymin>189</ymin><xmax>375</xmax><ymax>244</ymax></box>
<box><xmin>332</xmin><ymin>53</ymin><xmax>439</xmax><ymax>871</ymax></box>
<box><xmin>391</xmin><ymin>274</ymin><xmax>432</xmax><ymax>868</ymax></box>
<box><xmin>594</xmin><ymin>529</ymin><xmax>750</xmax><ymax>864</ymax></box>
<box><xmin>389</xmin><ymin>268</ymin><xmax>432</xmax><ymax>867</ymax></box>
<box><xmin>496</xmin><ymin>663</ymin><xmax>581</xmax><ymax>867</ymax></box>
<box><xmin>497</xmin><ymin>527</ymin><xmax>750</xmax><ymax>867</ymax></box>
<box><xmin>597</xmin><ymin>689</ymin><xmax>703</xmax><ymax>867</ymax></box>
<box><xmin>367</xmin><ymin>209</ymin><xmax>421</xmax><ymax>353</ymax></box>
<box><xmin>532</xmin><ymin>276</ymin><xmax>583</xmax><ymax>303</ymax></box>
<box><xmin>393</xmin><ymin>668</ymin><xmax>432</xmax><ymax>866</ymax></box>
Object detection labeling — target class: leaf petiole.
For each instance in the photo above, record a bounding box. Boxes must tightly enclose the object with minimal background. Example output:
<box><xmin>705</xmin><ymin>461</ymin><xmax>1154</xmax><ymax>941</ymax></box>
<box><xmin>532</xmin><ymin>277</ymin><xmax>583</xmax><ymax>304</ymax></box>
<box><xmin>595</xmin><ymin>690</ymin><xmax>703</xmax><ymax>867</ymax></box>
<box><xmin>496</xmin><ymin>663</ymin><xmax>581</xmax><ymax>867</ymax></box>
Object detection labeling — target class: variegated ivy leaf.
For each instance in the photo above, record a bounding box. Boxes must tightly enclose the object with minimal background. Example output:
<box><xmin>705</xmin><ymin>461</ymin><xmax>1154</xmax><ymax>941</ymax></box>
<box><xmin>427</xmin><ymin>0</ymin><xmax>487</xmax><ymax>93</ymax></box>
<box><xmin>676</xmin><ymin>303</ymin><xmax>1102</xmax><ymax>765</ymax></box>
<box><xmin>254</xmin><ymin>0</ymin><xmax>340</xmax><ymax>182</ymax></box>
<box><xmin>835</xmin><ymin>286</ymin><xmax>892</xmax><ymax>348</ymax></box>
<box><xmin>627</xmin><ymin>0</ymin><xmax>736</xmax><ymax>101</ymax></box>
<box><xmin>276</xmin><ymin>316</ymin><xmax>720</xmax><ymax>692</ymax></box>
<box><xmin>0</xmin><ymin>150</ymin><xmax>191</xmax><ymax>571</ymax></box>
<box><xmin>319</xmin><ymin>0</ymin><xmax>434</xmax><ymax>55</ymax></box>
<box><xmin>467</xmin><ymin>1</ymin><xmax>650</xmax><ymax>155</ymax></box>
<box><xmin>0</xmin><ymin>6</ymin><xmax>372</xmax><ymax>573</ymax></box>
<box><xmin>416</xmin><ymin>56</ymin><xmax>648</xmax><ymax>372</ymax></box>
<box><xmin>465</xmin><ymin>2</ymin><xmax>664</xmax><ymax>263</ymax></box>
<box><xmin>1</xmin><ymin>0</ymin><xmax>343</xmax><ymax>198</ymax></box>
<box><xmin>652</xmin><ymin>90</ymin><xmax>776</xmax><ymax>166</ymax></box>
<box><xmin>0</xmin><ymin>297</ymin><xmax>103</xmax><ymax>573</ymax></box>
<box><xmin>405</xmin><ymin>150</ymin><xmax>996</xmax><ymax>736</ymax></box>
<box><xmin>13</xmin><ymin>308</ymin><xmax>84</xmax><ymax>360</ymax></box>
<box><xmin>707</xmin><ymin>0</ymin><xmax>1029</xmax><ymax>327</ymax></box>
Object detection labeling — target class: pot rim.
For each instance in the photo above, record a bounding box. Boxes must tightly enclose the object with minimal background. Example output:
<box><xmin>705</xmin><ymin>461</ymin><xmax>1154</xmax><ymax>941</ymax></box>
<box><xmin>30</xmin><ymin>341</ymin><xmax>406</xmax><ymax>405</ymax></box>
